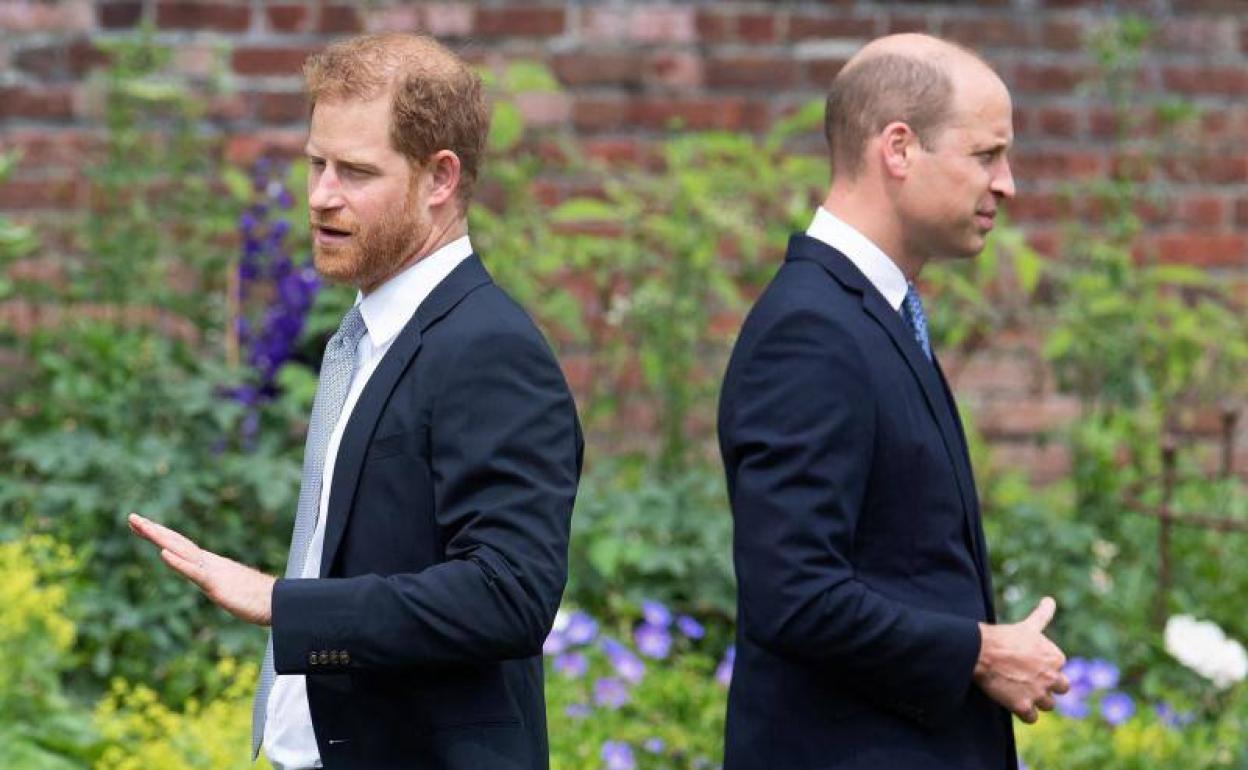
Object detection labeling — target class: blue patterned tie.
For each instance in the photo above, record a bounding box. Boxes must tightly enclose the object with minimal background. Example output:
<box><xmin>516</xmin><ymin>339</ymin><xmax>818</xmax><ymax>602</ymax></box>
<box><xmin>252</xmin><ymin>304</ymin><xmax>367</xmax><ymax>758</ymax></box>
<box><xmin>902</xmin><ymin>283</ymin><xmax>933</xmax><ymax>361</ymax></box>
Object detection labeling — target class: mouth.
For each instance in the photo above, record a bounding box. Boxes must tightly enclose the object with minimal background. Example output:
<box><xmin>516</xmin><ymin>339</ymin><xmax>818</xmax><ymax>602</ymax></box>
<box><xmin>313</xmin><ymin>223</ymin><xmax>353</xmax><ymax>244</ymax></box>
<box><xmin>974</xmin><ymin>211</ymin><xmax>996</xmax><ymax>231</ymax></box>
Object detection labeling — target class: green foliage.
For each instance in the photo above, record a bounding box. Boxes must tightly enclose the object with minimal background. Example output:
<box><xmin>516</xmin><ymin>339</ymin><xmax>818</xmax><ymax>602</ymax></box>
<box><xmin>0</xmin><ymin>32</ymin><xmax>300</xmax><ymax>702</ymax></box>
<box><xmin>94</xmin><ymin>658</ymin><xmax>271</xmax><ymax>770</ymax></box>
<box><xmin>1018</xmin><ymin>688</ymin><xmax>1247</xmax><ymax>769</ymax></box>
<box><xmin>545</xmin><ymin>610</ymin><xmax>727</xmax><ymax>770</ymax></box>
<box><xmin>0</xmin><ymin>536</ymin><xmax>97</xmax><ymax>769</ymax></box>
<box><xmin>567</xmin><ymin>462</ymin><xmax>736</xmax><ymax>622</ymax></box>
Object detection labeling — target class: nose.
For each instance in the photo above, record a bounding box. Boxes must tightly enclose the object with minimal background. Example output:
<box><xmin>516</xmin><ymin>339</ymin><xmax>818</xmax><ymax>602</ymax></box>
<box><xmin>307</xmin><ymin>163</ymin><xmax>343</xmax><ymax>212</ymax></box>
<box><xmin>991</xmin><ymin>157</ymin><xmax>1016</xmax><ymax>200</ymax></box>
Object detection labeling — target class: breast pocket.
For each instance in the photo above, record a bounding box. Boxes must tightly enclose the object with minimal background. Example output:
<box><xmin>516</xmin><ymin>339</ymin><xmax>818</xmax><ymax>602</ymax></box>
<box><xmin>366</xmin><ymin>425</ymin><xmax>430</xmax><ymax>463</ymax></box>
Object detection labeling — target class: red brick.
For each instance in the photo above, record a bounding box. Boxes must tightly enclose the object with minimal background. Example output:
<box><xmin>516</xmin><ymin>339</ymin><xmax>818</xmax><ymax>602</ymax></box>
<box><xmin>571</xmin><ymin>97</ymin><xmax>631</xmax><ymax>132</ymax></box>
<box><xmin>737</xmin><ymin>13</ymin><xmax>780</xmax><ymax>43</ymax></box>
<box><xmin>943</xmin><ymin>17</ymin><xmax>1031</xmax><ymax>48</ymax></box>
<box><xmin>98</xmin><ymin>1</ymin><xmax>142</xmax><ymax>28</ymax></box>
<box><xmin>789</xmin><ymin>15</ymin><xmax>877</xmax><ymax>40</ymax></box>
<box><xmin>1036</xmin><ymin>107</ymin><xmax>1078</xmax><ymax>138</ymax></box>
<box><xmin>977</xmin><ymin>397</ymin><xmax>1081</xmax><ymax>438</ymax></box>
<box><xmin>885</xmin><ymin>14</ymin><xmax>934</xmax><ymax>35</ymax></box>
<box><xmin>632</xmin><ymin>97</ymin><xmax>764</xmax><ymax>132</ymax></box>
<box><xmin>317</xmin><ymin>4</ymin><xmax>362</xmax><ymax>34</ymax></box>
<box><xmin>476</xmin><ymin>7</ymin><xmax>564</xmax><ymax>38</ymax></box>
<box><xmin>551</xmin><ymin>52</ymin><xmax>644</xmax><ymax>88</ymax></box>
<box><xmin>1162</xmin><ymin>66</ymin><xmax>1248</xmax><ymax>97</ymax></box>
<box><xmin>1008</xmin><ymin>192</ymin><xmax>1064</xmax><ymax>223</ymax></box>
<box><xmin>705</xmin><ymin>55</ymin><xmax>799</xmax><ymax>90</ymax></box>
<box><xmin>1042</xmin><ymin>20</ymin><xmax>1084</xmax><ymax>50</ymax></box>
<box><xmin>1013</xmin><ymin>63</ymin><xmax>1086</xmax><ymax>93</ymax></box>
<box><xmin>3</xmin><ymin>130</ymin><xmax>97</xmax><ymax>167</ymax></box>
<box><xmin>987</xmin><ymin>441</ymin><xmax>1071</xmax><ymax>485</ymax></box>
<box><xmin>266</xmin><ymin>4</ymin><xmax>309</xmax><ymax>32</ymax></box>
<box><xmin>694</xmin><ymin>9</ymin><xmax>733</xmax><ymax>42</ymax></box>
<box><xmin>0</xmin><ymin>0</ymin><xmax>92</xmax><ymax>32</ymax></box>
<box><xmin>1169</xmin><ymin>156</ymin><xmax>1248</xmax><ymax>185</ymax></box>
<box><xmin>1012</xmin><ymin>150</ymin><xmax>1102</xmax><ymax>180</ymax></box>
<box><xmin>232</xmin><ymin>46</ymin><xmax>317</xmax><ymax>77</ymax></box>
<box><xmin>1157</xmin><ymin>19</ymin><xmax>1238</xmax><ymax>54</ymax></box>
<box><xmin>515</xmin><ymin>92</ymin><xmax>570</xmax><ymax>127</ymax></box>
<box><xmin>1025</xmin><ymin>229</ymin><xmax>1060</xmax><ymax>257</ymax></box>
<box><xmin>1236</xmin><ymin>200</ymin><xmax>1248</xmax><ymax>227</ymax></box>
<box><xmin>0</xmin><ymin>178</ymin><xmax>79</xmax><ymax>209</ymax></box>
<box><xmin>0</xmin><ymin>86</ymin><xmax>75</xmax><ymax>120</ymax></box>
<box><xmin>582</xmin><ymin>138</ymin><xmax>646</xmax><ymax>165</ymax></box>
<box><xmin>224</xmin><ymin>131</ymin><xmax>306</xmax><ymax>165</ymax></box>
<box><xmin>1156</xmin><ymin>234</ymin><xmax>1247</xmax><ymax>268</ymax></box>
<box><xmin>156</xmin><ymin>2</ymin><xmax>250</xmax><ymax>32</ymax></box>
<box><xmin>808</xmin><ymin>58</ymin><xmax>849</xmax><ymax>87</ymax></box>
<box><xmin>646</xmin><ymin>52</ymin><xmax>703</xmax><ymax>90</ymax></box>
<box><xmin>254</xmin><ymin>91</ymin><xmax>308</xmax><ymax>123</ymax></box>
<box><xmin>1178</xmin><ymin>196</ymin><xmax>1227</xmax><ymax>228</ymax></box>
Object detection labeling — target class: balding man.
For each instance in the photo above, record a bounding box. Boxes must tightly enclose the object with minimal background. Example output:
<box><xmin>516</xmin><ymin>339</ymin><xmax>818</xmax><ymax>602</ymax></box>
<box><xmin>718</xmin><ymin>34</ymin><xmax>1067</xmax><ymax>769</ymax></box>
<box><xmin>131</xmin><ymin>33</ymin><xmax>582</xmax><ymax>770</ymax></box>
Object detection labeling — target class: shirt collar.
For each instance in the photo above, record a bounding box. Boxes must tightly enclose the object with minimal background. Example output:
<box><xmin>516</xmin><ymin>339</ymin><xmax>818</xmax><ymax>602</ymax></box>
<box><xmin>355</xmin><ymin>235</ymin><xmax>474</xmax><ymax>348</ymax></box>
<box><xmin>806</xmin><ymin>207</ymin><xmax>908</xmax><ymax>311</ymax></box>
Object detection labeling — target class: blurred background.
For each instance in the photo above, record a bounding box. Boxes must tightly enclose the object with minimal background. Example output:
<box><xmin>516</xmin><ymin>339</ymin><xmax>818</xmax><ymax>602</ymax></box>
<box><xmin>0</xmin><ymin>1</ymin><xmax>1245</xmax><ymax>768</ymax></box>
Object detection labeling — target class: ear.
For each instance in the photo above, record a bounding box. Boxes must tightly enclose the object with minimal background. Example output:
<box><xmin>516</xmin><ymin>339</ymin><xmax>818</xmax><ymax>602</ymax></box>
<box><xmin>424</xmin><ymin>149</ymin><xmax>463</xmax><ymax>208</ymax></box>
<box><xmin>879</xmin><ymin>121</ymin><xmax>918</xmax><ymax>180</ymax></box>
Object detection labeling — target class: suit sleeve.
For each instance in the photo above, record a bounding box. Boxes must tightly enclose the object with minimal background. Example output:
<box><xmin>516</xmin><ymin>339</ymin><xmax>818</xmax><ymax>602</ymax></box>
<box><xmin>271</xmin><ymin>326</ymin><xmax>582</xmax><ymax>671</ymax></box>
<box><xmin>720</xmin><ymin>307</ymin><xmax>980</xmax><ymax>723</ymax></box>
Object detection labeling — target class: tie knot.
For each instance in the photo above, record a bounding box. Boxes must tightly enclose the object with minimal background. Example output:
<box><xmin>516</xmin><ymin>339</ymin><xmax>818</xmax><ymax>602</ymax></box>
<box><xmin>331</xmin><ymin>305</ymin><xmax>367</xmax><ymax>351</ymax></box>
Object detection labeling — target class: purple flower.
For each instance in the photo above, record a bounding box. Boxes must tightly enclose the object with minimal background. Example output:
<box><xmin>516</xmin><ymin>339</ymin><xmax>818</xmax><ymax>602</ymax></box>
<box><xmin>1062</xmin><ymin>657</ymin><xmax>1090</xmax><ymax>690</ymax></box>
<box><xmin>641</xmin><ymin>599</ymin><xmax>672</xmax><ymax>628</ymax></box>
<box><xmin>715</xmin><ymin>645</ymin><xmax>735</xmax><ymax>687</ymax></box>
<box><xmin>1100</xmin><ymin>691</ymin><xmax>1135</xmax><ymax>726</ymax></box>
<box><xmin>676</xmin><ymin>614</ymin><xmax>705</xmax><ymax>640</ymax></box>
<box><xmin>593</xmin><ymin>677</ymin><xmax>630</xmax><ymax>709</ymax></box>
<box><xmin>542</xmin><ymin>629</ymin><xmax>567</xmax><ymax>656</ymax></box>
<box><xmin>565</xmin><ymin>703</ymin><xmax>591</xmax><ymax>719</ymax></box>
<box><xmin>1154</xmin><ymin>701</ymin><xmax>1180</xmax><ymax>729</ymax></box>
<box><xmin>635</xmin><ymin>622</ymin><xmax>672</xmax><ymax>660</ymax></box>
<box><xmin>602</xmin><ymin>638</ymin><xmax>645</xmax><ymax>683</ymax></box>
<box><xmin>1055</xmin><ymin>690</ymin><xmax>1089</xmax><ymax>719</ymax></box>
<box><xmin>1086</xmin><ymin>659</ymin><xmax>1120</xmax><ymax>691</ymax></box>
<box><xmin>564</xmin><ymin>611</ymin><xmax>598</xmax><ymax>645</ymax></box>
<box><xmin>601</xmin><ymin>741</ymin><xmax>635</xmax><ymax>770</ymax></box>
<box><xmin>643</xmin><ymin>737</ymin><xmax>664</xmax><ymax>754</ymax></box>
<box><xmin>554</xmin><ymin>651</ymin><xmax>587</xmax><ymax>678</ymax></box>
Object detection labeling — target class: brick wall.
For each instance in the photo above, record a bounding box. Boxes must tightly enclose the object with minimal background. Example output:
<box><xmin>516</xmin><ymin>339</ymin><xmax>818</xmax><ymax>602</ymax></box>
<box><xmin>2</xmin><ymin>0</ymin><xmax>1246</xmax><ymax>479</ymax></box>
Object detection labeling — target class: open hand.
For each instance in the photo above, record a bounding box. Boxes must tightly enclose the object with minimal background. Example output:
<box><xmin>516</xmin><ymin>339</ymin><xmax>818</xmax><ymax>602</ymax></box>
<box><xmin>973</xmin><ymin>596</ymin><xmax>1070</xmax><ymax>723</ymax></box>
<box><xmin>128</xmin><ymin>513</ymin><xmax>275</xmax><ymax>626</ymax></box>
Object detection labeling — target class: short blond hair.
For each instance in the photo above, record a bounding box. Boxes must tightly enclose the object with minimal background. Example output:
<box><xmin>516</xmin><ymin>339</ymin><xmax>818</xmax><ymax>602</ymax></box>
<box><xmin>303</xmin><ymin>33</ymin><xmax>490</xmax><ymax>209</ymax></box>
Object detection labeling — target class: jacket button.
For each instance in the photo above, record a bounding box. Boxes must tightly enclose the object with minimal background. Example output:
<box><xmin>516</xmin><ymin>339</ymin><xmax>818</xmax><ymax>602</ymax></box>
<box><xmin>341</xmin><ymin>651</ymin><xmax>350</xmax><ymax>665</ymax></box>
<box><xmin>309</xmin><ymin>652</ymin><xmax>318</xmax><ymax>666</ymax></box>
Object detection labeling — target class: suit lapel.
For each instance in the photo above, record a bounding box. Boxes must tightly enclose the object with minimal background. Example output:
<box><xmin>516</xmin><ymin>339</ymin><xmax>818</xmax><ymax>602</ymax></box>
<box><xmin>318</xmin><ymin>255</ymin><xmax>493</xmax><ymax>578</ymax></box>
<box><xmin>787</xmin><ymin>235</ymin><xmax>989</xmax><ymax>585</ymax></box>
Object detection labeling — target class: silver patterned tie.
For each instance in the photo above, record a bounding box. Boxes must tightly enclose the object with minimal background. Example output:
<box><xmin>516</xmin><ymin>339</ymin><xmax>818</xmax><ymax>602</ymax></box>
<box><xmin>252</xmin><ymin>304</ymin><xmax>367</xmax><ymax>758</ymax></box>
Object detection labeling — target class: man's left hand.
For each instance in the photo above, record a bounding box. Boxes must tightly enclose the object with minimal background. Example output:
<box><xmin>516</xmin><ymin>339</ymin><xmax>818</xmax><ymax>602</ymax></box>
<box><xmin>128</xmin><ymin>513</ymin><xmax>275</xmax><ymax>626</ymax></box>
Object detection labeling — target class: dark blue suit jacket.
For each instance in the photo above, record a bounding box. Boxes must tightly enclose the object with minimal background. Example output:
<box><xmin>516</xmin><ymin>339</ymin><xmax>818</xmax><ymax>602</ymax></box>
<box><xmin>718</xmin><ymin>235</ymin><xmax>1016</xmax><ymax>769</ymax></box>
<box><xmin>270</xmin><ymin>255</ymin><xmax>583</xmax><ymax>770</ymax></box>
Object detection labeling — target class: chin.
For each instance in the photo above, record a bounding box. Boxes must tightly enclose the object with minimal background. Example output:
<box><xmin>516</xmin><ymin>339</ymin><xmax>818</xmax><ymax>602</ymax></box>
<box><xmin>313</xmin><ymin>248</ymin><xmax>362</xmax><ymax>285</ymax></box>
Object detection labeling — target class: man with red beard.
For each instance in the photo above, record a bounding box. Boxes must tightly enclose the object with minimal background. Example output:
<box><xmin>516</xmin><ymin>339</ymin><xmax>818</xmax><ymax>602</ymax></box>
<box><xmin>130</xmin><ymin>33</ymin><xmax>583</xmax><ymax>770</ymax></box>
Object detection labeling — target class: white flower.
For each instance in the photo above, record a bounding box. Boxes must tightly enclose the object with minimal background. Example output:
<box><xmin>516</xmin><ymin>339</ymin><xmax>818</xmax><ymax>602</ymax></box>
<box><xmin>1164</xmin><ymin>614</ymin><xmax>1248</xmax><ymax>690</ymax></box>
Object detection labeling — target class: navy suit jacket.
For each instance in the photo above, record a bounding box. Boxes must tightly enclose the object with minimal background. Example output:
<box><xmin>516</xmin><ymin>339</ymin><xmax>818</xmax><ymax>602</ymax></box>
<box><xmin>270</xmin><ymin>255</ymin><xmax>583</xmax><ymax>770</ymax></box>
<box><xmin>718</xmin><ymin>235</ymin><xmax>1016</xmax><ymax>770</ymax></box>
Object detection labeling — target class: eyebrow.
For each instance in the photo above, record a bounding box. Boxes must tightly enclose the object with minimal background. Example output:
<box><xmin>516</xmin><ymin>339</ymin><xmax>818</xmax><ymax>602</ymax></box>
<box><xmin>303</xmin><ymin>148</ymin><xmax>382</xmax><ymax>173</ymax></box>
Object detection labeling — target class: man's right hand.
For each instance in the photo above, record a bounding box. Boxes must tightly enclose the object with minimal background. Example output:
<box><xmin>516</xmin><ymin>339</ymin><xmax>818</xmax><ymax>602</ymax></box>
<box><xmin>973</xmin><ymin>596</ymin><xmax>1070</xmax><ymax>723</ymax></box>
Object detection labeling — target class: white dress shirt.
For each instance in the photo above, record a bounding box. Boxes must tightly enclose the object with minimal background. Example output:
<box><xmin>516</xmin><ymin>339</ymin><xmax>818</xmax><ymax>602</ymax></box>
<box><xmin>806</xmin><ymin>207</ymin><xmax>908</xmax><ymax>313</ymax></box>
<box><xmin>263</xmin><ymin>235</ymin><xmax>474</xmax><ymax>770</ymax></box>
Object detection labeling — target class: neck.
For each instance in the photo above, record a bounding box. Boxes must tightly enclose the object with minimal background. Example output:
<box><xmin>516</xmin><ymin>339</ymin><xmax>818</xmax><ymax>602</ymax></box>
<box><xmin>359</xmin><ymin>215</ymin><xmax>468</xmax><ymax>296</ymax></box>
<box><xmin>821</xmin><ymin>184</ymin><xmax>923</xmax><ymax>282</ymax></box>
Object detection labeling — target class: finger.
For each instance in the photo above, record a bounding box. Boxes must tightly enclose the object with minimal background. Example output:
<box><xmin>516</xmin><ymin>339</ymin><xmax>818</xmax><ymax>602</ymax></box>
<box><xmin>130</xmin><ymin>514</ymin><xmax>201</xmax><ymax>562</ymax></box>
<box><xmin>1021</xmin><ymin>596</ymin><xmax>1056</xmax><ymax>632</ymax></box>
<box><xmin>160</xmin><ymin>547</ymin><xmax>207</xmax><ymax>589</ymax></box>
<box><xmin>1050</xmin><ymin>673</ymin><xmax>1071</xmax><ymax>695</ymax></box>
<box><xmin>1016</xmin><ymin>706</ymin><xmax>1038</xmax><ymax>724</ymax></box>
<box><xmin>1035</xmin><ymin>694</ymin><xmax>1056</xmax><ymax>712</ymax></box>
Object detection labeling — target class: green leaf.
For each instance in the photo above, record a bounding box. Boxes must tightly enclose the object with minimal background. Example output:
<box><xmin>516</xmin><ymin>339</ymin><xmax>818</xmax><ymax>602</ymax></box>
<box><xmin>488</xmin><ymin>100</ymin><xmax>524</xmax><ymax>153</ymax></box>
